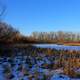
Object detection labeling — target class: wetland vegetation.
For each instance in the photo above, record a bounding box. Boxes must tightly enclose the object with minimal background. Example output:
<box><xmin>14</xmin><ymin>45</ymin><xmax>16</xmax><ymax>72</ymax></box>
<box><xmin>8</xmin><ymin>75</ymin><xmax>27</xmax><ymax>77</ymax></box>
<box><xmin>0</xmin><ymin>22</ymin><xmax>80</xmax><ymax>80</ymax></box>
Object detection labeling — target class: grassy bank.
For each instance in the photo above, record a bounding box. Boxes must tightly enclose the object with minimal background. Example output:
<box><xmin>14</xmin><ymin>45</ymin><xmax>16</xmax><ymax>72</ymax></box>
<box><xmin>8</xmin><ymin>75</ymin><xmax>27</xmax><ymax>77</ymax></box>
<box><xmin>63</xmin><ymin>42</ymin><xmax>80</xmax><ymax>46</ymax></box>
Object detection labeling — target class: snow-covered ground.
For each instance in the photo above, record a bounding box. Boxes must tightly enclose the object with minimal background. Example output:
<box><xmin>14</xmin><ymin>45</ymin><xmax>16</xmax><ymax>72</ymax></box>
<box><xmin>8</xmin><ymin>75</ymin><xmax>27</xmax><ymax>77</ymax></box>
<box><xmin>0</xmin><ymin>56</ymin><xmax>80</xmax><ymax>80</ymax></box>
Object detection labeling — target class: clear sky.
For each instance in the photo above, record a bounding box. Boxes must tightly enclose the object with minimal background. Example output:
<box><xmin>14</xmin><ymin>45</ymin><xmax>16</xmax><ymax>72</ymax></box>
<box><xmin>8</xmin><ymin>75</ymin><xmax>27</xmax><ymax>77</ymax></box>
<box><xmin>1</xmin><ymin>0</ymin><xmax>80</xmax><ymax>35</ymax></box>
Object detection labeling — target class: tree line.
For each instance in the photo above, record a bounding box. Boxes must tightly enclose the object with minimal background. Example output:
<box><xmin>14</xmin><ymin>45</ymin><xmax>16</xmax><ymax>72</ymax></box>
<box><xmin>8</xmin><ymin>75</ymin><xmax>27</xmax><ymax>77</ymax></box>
<box><xmin>1</xmin><ymin>22</ymin><xmax>80</xmax><ymax>43</ymax></box>
<box><xmin>31</xmin><ymin>31</ymin><xmax>80</xmax><ymax>42</ymax></box>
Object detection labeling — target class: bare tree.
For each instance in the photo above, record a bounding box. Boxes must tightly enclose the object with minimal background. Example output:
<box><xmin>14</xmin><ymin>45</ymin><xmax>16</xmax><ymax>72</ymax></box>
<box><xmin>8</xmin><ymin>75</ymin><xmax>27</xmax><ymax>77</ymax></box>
<box><xmin>0</xmin><ymin>22</ymin><xmax>20</xmax><ymax>42</ymax></box>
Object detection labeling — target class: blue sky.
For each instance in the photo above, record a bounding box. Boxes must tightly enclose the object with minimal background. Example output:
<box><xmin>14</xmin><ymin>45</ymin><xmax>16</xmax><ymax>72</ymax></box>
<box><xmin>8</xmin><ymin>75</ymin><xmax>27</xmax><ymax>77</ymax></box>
<box><xmin>1</xmin><ymin>0</ymin><xmax>80</xmax><ymax>35</ymax></box>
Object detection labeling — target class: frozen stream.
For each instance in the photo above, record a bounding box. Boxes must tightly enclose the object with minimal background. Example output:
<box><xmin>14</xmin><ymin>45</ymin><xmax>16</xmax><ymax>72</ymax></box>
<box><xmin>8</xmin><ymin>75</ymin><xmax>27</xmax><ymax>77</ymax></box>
<box><xmin>35</xmin><ymin>44</ymin><xmax>80</xmax><ymax>51</ymax></box>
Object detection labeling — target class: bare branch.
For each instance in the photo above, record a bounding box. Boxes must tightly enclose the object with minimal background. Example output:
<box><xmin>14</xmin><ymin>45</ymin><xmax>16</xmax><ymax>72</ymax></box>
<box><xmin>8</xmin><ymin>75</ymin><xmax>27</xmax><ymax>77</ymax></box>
<box><xmin>0</xmin><ymin>1</ymin><xmax>6</xmax><ymax>20</ymax></box>
<box><xmin>0</xmin><ymin>5</ymin><xmax>6</xmax><ymax>17</ymax></box>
